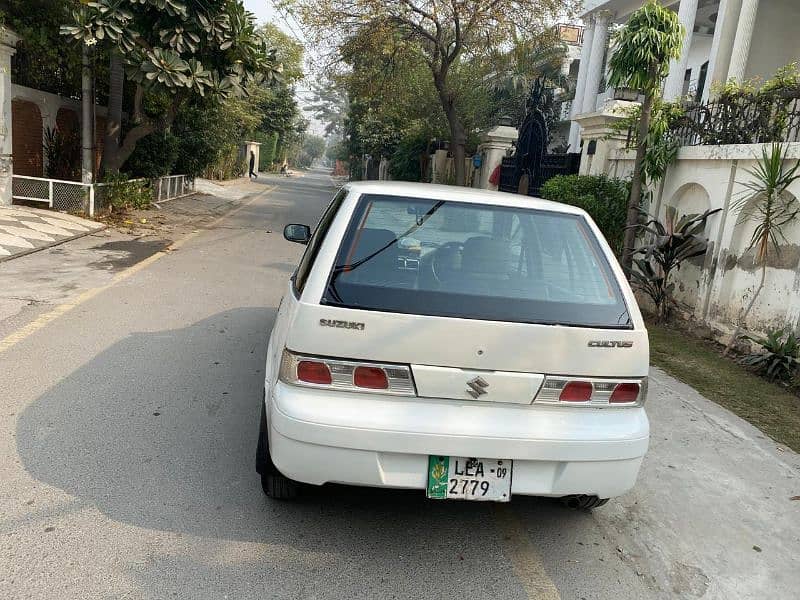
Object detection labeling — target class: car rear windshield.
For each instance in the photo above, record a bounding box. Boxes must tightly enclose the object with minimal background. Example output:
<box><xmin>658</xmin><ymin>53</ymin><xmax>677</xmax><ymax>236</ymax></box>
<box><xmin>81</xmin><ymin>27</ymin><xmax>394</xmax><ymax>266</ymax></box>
<box><xmin>322</xmin><ymin>194</ymin><xmax>631</xmax><ymax>328</ymax></box>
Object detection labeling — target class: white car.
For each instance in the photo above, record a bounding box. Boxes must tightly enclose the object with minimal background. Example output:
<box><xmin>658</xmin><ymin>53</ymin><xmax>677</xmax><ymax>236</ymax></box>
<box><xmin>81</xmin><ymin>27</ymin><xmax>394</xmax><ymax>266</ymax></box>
<box><xmin>257</xmin><ymin>182</ymin><xmax>649</xmax><ymax>507</ymax></box>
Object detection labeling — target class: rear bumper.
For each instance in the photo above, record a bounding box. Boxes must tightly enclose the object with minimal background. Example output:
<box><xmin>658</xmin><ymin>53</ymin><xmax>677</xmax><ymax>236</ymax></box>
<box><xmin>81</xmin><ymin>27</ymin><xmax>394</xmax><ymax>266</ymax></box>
<box><xmin>267</xmin><ymin>382</ymin><xmax>649</xmax><ymax>498</ymax></box>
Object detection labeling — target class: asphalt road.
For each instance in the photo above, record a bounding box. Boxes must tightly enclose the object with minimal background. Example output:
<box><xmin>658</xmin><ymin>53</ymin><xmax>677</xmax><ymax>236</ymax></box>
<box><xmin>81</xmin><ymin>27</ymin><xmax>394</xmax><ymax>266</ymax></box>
<box><xmin>1</xmin><ymin>169</ymin><xmax>797</xmax><ymax>600</ymax></box>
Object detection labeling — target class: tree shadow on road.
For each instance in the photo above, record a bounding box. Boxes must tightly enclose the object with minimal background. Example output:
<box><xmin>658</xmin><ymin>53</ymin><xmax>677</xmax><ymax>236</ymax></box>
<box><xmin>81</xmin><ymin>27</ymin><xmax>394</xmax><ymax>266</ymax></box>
<box><xmin>15</xmin><ymin>306</ymin><xmax>595</xmax><ymax>598</ymax></box>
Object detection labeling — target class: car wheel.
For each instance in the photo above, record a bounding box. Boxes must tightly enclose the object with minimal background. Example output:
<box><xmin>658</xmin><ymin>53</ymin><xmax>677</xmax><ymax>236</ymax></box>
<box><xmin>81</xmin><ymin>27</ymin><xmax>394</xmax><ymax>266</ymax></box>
<box><xmin>560</xmin><ymin>495</ymin><xmax>609</xmax><ymax>510</ymax></box>
<box><xmin>256</xmin><ymin>392</ymin><xmax>300</xmax><ymax>501</ymax></box>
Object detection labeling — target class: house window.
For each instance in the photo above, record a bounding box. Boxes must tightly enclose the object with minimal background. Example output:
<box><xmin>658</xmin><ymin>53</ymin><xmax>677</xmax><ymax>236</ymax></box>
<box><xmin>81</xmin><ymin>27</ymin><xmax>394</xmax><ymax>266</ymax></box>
<box><xmin>682</xmin><ymin>69</ymin><xmax>692</xmax><ymax>98</ymax></box>
<box><xmin>696</xmin><ymin>61</ymin><xmax>709</xmax><ymax>102</ymax></box>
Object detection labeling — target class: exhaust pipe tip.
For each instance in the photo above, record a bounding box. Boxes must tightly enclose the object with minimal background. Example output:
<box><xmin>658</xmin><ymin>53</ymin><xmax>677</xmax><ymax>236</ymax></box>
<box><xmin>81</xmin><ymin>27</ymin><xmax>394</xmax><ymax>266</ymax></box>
<box><xmin>559</xmin><ymin>495</ymin><xmax>609</xmax><ymax>510</ymax></box>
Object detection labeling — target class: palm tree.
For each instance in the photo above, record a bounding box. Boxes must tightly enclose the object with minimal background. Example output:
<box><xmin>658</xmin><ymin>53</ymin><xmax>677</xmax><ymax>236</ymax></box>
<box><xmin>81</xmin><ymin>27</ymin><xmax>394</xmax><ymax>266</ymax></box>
<box><xmin>607</xmin><ymin>0</ymin><xmax>684</xmax><ymax>275</ymax></box>
<box><xmin>725</xmin><ymin>143</ymin><xmax>800</xmax><ymax>353</ymax></box>
<box><xmin>484</xmin><ymin>35</ymin><xmax>569</xmax><ymax>124</ymax></box>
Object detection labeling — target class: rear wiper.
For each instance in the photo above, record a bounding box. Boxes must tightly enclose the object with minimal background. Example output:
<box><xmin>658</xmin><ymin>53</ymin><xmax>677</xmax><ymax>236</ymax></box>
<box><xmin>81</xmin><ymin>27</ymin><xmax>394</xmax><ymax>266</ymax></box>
<box><xmin>332</xmin><ymin>201</ymin><xmax>445</xmax><ymax>274</ymax></box>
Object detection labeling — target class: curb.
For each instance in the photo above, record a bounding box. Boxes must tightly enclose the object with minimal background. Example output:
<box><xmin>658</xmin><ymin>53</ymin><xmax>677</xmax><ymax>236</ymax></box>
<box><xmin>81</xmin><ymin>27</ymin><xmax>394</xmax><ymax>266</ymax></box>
<box><xmin>0</xmin><ymin>225</ymin><xmax>108</xmax><ymax>264</ymax></box>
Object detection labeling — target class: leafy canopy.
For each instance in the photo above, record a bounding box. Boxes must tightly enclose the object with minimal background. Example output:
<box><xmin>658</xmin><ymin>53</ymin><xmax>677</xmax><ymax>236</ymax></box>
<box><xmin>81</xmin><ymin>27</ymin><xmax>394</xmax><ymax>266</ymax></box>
<box><xmin>61</xmin><ymin>0</ymin><xmax>282</xmax><ymax>100</ymax></box>
<box><xmin>607</xmin><ymin>0</ymin><xmax>684</xmax><ymax>94</ymax></box>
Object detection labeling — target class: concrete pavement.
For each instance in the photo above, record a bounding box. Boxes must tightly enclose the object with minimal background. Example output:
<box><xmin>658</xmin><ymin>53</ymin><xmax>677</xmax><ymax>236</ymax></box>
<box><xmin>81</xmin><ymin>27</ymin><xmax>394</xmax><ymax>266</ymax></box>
<box><xmin>0</xmin><ymin>206</ymin><xmax>104</xmax><ymax>261</ymax></box>
<box><xmin>0</xmin><ymin>168</ymin><xmax>798</xmax><ymax>599</ymax></box>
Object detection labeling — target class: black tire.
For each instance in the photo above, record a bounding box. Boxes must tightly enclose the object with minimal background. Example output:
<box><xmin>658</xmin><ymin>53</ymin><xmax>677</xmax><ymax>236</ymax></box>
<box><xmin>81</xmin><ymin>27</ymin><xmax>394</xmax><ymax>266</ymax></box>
<box><xmin>560</xmin><ymin>495</ymin><xmax>609</xmax><ymax>510</ymax></box>
<box><xmin>261</xmin><ymin>471</ymin><xmax>299</xmax><ymax>500</ymax></box>
<box><xmin>255</xmin><ymin>391</ymin><xmax>300</xmax><ymax>501</ymax></box>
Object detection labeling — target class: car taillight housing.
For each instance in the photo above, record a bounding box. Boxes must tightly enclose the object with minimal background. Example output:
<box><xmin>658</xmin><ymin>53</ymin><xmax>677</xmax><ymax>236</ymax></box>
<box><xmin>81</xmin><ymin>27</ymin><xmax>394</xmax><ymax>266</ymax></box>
<box><xmin>279</xmin><ymin>350</ymin><xmax>415</xmax><ymax>396</ymax></box>
<box><xmin>535</xmin><ymin>376</ymin><xmax>647</xmax><ymax>407</ymax></box>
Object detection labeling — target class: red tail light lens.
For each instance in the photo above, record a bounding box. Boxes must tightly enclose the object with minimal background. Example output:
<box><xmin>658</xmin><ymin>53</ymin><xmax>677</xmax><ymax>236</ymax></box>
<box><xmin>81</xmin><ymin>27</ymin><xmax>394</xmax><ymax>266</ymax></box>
<box><xmin>280</xmin><ymin>350</ymin><xmax>415</xmax><ymax>395</ymax></box>
<box><xmin>559</xmin><ymin>381</ymin><xmax>593</xmax><ymax>402</ymax></box>
<box><xmin>353</xmin><ymin>366</ymin><xmax>389</xmax><ymax>389</ymax></box>
<box><xmin>297</xmin><ymin>360</ymin><xmax>332</xmax><ymax>385</ymax></box>
<box><xmin>610</xmin><ymin>382</ymin><xmax>640</xmax><ymax>404</ymax></box>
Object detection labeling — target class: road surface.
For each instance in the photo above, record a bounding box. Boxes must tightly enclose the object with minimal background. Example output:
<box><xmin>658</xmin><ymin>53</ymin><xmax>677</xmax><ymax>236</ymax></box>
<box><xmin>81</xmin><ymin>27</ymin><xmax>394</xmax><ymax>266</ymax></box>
<box><xmin>1</xmin><ymin>169</ymin><xmax>797</xmax><ymax>599</ymax></box>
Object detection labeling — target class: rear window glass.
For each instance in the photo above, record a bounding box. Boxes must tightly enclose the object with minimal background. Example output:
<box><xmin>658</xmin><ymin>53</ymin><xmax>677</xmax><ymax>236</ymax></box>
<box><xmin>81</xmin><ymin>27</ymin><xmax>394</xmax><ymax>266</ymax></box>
<box><xmin>323</xmin><ymin>194</ymin><xmax>631</xmax><ymax>328</ymax></box>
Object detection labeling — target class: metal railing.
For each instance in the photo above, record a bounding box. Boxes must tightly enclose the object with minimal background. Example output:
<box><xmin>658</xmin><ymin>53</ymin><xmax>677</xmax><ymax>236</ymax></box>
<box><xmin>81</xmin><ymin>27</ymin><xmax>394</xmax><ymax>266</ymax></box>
<box><xmin>11</xmin><ymin>175</ymin><xmax>94</xmax><ymax>214</ymax></box>
<box><xmin>671</xmin><ymin>94</ymin><xmax>800</xmax><ymax>147</ymax></box>
<box><xmin>153</xmin><ymin>174</ymin><xmax>194</xmax><ymax>202</ymax></box>
<box><xmin>12</xmin><ymin>174</ymin><xmax>195</xmax><ymax>216</ymax></box>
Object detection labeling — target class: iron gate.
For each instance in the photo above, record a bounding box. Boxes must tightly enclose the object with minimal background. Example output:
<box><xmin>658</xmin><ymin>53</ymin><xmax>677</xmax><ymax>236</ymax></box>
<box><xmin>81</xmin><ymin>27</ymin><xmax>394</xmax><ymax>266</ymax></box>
<box><xmin>498</xmin><ymin>79</ymin><xmax>580</xmax><ymax>196</ymax></box>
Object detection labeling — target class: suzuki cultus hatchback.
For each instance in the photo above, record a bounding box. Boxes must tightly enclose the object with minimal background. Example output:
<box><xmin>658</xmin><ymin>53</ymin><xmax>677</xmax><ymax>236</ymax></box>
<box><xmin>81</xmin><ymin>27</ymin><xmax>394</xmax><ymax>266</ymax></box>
<box><xmin>256</xmin><ymin>182</ymin><xmax>649</xmax><ymax>507</ymax></box>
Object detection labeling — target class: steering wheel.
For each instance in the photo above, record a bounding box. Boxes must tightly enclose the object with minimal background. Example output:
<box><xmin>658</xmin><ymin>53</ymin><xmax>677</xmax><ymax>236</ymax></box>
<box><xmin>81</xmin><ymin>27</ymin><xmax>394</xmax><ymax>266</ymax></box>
<box><xmin>431</xmin><ymin>241</ymin><xmax>464</xmax><ymax>283</ymax></box>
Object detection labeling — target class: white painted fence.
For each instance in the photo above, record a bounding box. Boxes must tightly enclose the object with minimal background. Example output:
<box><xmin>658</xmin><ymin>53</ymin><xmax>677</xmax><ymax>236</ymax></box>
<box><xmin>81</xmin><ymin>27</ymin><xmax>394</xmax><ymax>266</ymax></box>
<box><xmin>153</xmin><ymin>175</ymin><xmax>193</xmax><ymax>202</ymax></box>
<box><xmin>11</xmin><ymin>175</ymin><xmax>94</xmax><ymax>214</ymax></box>
<box><xmin>11</xmin><ymin>174</ymin><xmax>195</xmax><ymax>216</ymax></box>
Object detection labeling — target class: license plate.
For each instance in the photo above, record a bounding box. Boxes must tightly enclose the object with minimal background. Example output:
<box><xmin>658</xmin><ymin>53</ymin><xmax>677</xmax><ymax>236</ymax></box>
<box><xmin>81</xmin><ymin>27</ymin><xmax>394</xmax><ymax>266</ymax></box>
<box><xmin>426</xmin><ymin>456</ymin><xmax>512</xmax><ymax>502</ymax></box>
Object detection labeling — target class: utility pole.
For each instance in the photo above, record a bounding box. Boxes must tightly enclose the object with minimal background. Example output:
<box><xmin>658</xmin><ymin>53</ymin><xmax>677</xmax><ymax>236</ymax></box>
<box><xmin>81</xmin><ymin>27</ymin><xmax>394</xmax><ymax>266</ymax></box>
<box><xmin>81</xmin><ymin>43</ymin><xmax>94</xmax><ymax>184</ymax></box>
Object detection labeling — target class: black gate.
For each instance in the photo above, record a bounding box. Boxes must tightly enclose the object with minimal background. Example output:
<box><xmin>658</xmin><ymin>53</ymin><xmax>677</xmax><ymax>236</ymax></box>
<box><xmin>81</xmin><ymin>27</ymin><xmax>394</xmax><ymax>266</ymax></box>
<box><xmin>498</xmin><ymin>79</ymin><xmax>580</xmax><ymax>196</ymax></box>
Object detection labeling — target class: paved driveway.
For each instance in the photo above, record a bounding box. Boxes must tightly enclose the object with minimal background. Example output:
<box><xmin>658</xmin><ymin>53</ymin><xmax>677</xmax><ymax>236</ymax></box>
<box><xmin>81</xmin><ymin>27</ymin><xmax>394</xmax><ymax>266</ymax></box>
<box><xmin>0</xmin><ymin>169</ymin><xmax>797</xmax><ymax>599</ymax></box>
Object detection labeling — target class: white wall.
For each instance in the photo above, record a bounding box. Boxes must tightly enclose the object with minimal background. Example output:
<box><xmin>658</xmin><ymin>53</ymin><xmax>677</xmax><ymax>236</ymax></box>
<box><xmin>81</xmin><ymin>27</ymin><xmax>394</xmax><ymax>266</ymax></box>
<box><xmin>685</xmin><ymin>33</ymin><xmax>714</xmax><ymax>97</ymax></box>
<box><xmin>746</xmin><ymin>0</ymin><xmax>800</xmax><ymax>82</ymax></box>
<box><xmin>608</xmin><ymin>143</ymin><xmax>800</xmax><ymax>337</ymax></box>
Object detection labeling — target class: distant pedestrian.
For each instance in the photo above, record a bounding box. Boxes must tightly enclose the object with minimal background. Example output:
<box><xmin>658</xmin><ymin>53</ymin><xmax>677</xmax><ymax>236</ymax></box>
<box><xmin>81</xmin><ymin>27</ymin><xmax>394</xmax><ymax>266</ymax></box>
<box><xmin>249</xmin><ymin>151</ymin><xmax>257</xmax><ymax>180</ymax></box>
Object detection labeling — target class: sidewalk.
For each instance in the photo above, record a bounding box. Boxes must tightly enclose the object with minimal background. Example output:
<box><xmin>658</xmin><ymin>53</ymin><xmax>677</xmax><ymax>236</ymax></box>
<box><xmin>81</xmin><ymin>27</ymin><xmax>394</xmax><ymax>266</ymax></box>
<box><xmin>0</xmin><ymin>206</ymin><xmax>104</xmax><ymax>261</ymax></box>
<box><xmin>0</xmin><ymin>180</ymin><xmax>269</xmax><ymax>337</ymax></box>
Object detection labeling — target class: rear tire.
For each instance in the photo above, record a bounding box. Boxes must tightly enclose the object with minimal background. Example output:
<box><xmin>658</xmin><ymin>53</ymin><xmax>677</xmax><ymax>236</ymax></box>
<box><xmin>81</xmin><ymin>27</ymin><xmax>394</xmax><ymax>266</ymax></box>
<box><xmin>255</xmin><ymin>391</ymin><xmax>300</xmax><ymax>501</ymax></box>
<box><xmin>560</xmin><ymin>495</ymin><xmax>609</xmax><ymax>510</ymax></box>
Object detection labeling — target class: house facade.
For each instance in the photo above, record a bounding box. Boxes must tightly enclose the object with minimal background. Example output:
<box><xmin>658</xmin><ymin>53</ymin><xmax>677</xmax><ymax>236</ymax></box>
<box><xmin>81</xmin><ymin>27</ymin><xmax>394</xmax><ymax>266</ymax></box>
<box><xmin>570</xmin><ymin>0</ymin><xmax>800</xmax><ymax>339</ymax></box>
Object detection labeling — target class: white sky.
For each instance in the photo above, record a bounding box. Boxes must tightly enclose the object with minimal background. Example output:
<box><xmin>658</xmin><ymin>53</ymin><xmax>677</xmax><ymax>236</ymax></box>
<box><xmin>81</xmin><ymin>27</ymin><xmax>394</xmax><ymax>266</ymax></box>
<box><xmin>242</xmin><ymin>0</ymin><xmax>326</xmax><ymax>136</ymax></box>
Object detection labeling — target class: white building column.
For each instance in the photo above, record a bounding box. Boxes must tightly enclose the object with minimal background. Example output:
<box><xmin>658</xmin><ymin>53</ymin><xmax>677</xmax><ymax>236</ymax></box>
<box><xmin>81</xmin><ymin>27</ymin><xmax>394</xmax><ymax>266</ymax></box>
<box><xmin>581</xmin><ymin>11</ymin><xmax>612</xmax><ymax>115</ymax></box>
<box><xmin>568</xmin><ymin>20</ymin><xmax>596</xmax><ymax>152</ymax></box>
<box><xmin>727</xmin><ymin>0</ymin><xmax>760</xmax><ymax>82</ymax></box>
<box><xmin>663</xmin><ymin>0</ymin><xmax>700</xmax><ymax>101</ymax></box>
<box><xmin>0</xmin><ymin>28</ymin><xmax>20</xmax><ymax>206</ymax></box>
<box><xmin>702</xmin><ymin>0</ymin><xmax>734</xmax><ymax>102</ymax></box>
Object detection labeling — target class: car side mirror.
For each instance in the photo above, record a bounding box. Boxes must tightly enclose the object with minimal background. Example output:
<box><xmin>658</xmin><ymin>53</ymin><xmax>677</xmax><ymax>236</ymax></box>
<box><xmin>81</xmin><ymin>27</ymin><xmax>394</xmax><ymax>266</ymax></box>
<box><xmin>284</xmin><ymin>224</ymin><xmax>311</xmax><ymax>245</ymax></box>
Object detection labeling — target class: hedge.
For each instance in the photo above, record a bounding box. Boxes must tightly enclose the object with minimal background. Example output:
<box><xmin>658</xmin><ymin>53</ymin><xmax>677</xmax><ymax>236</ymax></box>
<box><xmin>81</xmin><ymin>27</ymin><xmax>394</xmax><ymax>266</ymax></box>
<box><xmin>539</xmin><ymin>174</ymin><xmax>630</xmax><ymax>256</ymax></box>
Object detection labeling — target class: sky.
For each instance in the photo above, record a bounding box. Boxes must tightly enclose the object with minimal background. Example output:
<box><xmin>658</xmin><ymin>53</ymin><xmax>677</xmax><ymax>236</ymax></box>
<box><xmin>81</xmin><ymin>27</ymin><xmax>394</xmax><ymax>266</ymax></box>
<box><xmin>242</xmin><ymin>0</ymin><xmax>326</xmax><ymax>136</ymax></box>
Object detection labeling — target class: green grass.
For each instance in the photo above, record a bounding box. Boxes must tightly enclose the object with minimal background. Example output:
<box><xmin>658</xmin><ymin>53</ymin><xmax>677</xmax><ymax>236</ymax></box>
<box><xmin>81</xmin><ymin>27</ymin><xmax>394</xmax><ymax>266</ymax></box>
<box><xmin>648</xmin><ymin>323</ymin><xmax>800</xmax><ymax>452</ymax></box>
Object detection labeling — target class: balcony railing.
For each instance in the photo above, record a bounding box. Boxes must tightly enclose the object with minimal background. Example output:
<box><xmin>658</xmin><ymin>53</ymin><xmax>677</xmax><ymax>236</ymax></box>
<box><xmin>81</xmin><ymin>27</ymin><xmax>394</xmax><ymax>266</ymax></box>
<box><xmin>671</xmin><ymin>91</ymin><xmax>800</xmax><ymax>147</ymax></box>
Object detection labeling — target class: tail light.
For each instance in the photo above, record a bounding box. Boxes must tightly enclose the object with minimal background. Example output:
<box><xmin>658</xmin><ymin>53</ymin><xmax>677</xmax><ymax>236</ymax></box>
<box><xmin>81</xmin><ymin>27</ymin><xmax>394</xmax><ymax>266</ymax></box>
<box><xmin>559</xmin><ymin>381</ymin><xmax>593</xmax><ymax>402</ymax></box>
<box><xmin>297</xmin><ymin>360</ymin><xmax>332</xmax><ymax>385</ymax></box>
<box><xmin>536</xmin><ymin>377</ymin><xmax>647</xmax><ymax>407</ymax></box>
<box><xmin>279</xmin><ymin>350</ymin><xmax>415</xmax><ymax>396</ymax></box>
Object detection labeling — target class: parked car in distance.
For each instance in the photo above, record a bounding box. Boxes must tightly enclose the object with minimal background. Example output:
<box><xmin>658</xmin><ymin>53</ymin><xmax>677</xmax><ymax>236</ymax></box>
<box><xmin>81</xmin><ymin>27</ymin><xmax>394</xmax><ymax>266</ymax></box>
<box><xmin>256</xmin><ymin>182</ymin><xmax>650</xmax><ymax>507</ymax></box>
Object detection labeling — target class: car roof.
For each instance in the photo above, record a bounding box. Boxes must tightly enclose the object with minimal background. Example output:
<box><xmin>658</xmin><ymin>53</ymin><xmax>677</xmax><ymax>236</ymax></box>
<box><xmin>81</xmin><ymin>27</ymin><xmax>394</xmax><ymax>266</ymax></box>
<box><xmin>344</xmin><ymin>181</ymin><xmax>586</xmax><ymax>216</ymax></box>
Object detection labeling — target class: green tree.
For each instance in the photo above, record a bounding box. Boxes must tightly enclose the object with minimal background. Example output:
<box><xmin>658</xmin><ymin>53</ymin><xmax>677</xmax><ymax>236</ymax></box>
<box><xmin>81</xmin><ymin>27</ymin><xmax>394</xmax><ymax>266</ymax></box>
<box><xmin>484</xmin><ymin>30</ymin><xmax>569</xmax><ymax>124</ymax></box>
<box><xmin>302</xmin><ymin>135</ymin><xmax>326</xmax><ymax>164</ymax></box>
<box><xmin>1</xmin><ymin>0</ymin><xmax>83</xmax><ymax>98</ymax></box>
<box><xmin>61</xmin><ymin>0</ymin><xmax>282</xmax><ymax>173</ymax></box>
<box><xmin>607</xmin><ymin>0</ymin><xmax>684</xmax><ymax>273</ymax></box>
<box><xmin>287</xmin><ymin>0</ymin><xmax>574</xmax><ymax>185</ymax></box>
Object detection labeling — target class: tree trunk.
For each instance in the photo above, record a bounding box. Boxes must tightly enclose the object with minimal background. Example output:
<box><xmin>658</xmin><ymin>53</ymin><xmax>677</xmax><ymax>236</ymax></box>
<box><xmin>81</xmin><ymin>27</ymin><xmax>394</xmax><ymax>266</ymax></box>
<box><xmin>103</xmin><ymin>89</ymin><xmax>181</xmax><ymax>173</ymax></box>
<box><xmin>101</xmin><ymin>53</ymin><xmax>124</xmax><ymax>175</ymax></box>
<box><xmin>620</xmin><ymin>89</ymin><xmax>655</xmax><ymax>275</ymax></box>
<box><xmin>80</xmin><ymin>44</ymin><xmax>94</xmax><ymax>184</ymax></box>
<box><xmin>434</xmin><ymin>73</ymin><xmax>466</xmax><ymax>186</ymax></box>
<box><xmin>724</xmin><ymin>263</ymin><xmax>767</xmax><ymax>355</ymax></box>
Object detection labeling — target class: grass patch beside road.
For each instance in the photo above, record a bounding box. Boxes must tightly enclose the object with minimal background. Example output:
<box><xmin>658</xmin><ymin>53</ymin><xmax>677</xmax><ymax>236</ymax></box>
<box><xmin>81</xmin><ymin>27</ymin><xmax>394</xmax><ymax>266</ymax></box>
<box><xmin>648</xmin><ymin>323</ymin><xmax>800</xmax><ymax>453</ymax></box>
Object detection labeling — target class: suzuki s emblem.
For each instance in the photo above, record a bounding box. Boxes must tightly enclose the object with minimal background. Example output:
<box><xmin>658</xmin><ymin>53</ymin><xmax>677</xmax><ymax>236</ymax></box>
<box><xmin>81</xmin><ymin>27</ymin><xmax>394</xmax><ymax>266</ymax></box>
<box><xmin>466</xmin><ymin>376</ymin><xmax>489</xmax><ymax>399</ymax></box>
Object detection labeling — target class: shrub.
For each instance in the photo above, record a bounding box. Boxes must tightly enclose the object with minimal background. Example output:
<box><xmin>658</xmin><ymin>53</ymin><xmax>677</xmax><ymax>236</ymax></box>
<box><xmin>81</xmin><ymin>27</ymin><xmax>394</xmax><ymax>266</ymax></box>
<box><xmin>123</xmin><ymin>131</ymin><xmax>179</xmax><ymax>178</ymax></box>
<box><xmin>630</xmin><ymin>207</ymin><xmax>721</xmax><ymax>322</ymax></box>
<box><xmin>741</xmin><ymin>328</ymin><xmax>800</xmax><ymax>383</ymax></box>
<box><xmin>43</xmin><ymin>126</ymin><xmax>80</xmax><ymax>180</ymax></box>
<box><xmin>390</xmin><ymin>132</ymin><xmax>431</xmax><ymax>182</ymax></box>
<box><xmin>259</xmin><ymin>132</ymin><xmax>279</xmax><ymax>170</ymax></box>
<box><xmin>539</xmin><ymin>175</ymin><xmax>630</xmax><ymax>255</ymax></box>
<box><xmin>100</xmin><ymin>172</ymin><xmax>151</xmax><ymax>212</ymax></box>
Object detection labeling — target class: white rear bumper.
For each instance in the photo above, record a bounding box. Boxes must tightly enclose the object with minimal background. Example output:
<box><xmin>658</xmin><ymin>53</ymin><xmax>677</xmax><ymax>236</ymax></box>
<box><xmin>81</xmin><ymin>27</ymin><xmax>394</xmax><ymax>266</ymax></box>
<box><xmin>268</xmin><ymin>382</ymin><xmax>649</xmax><ymax>498</ymax></box>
